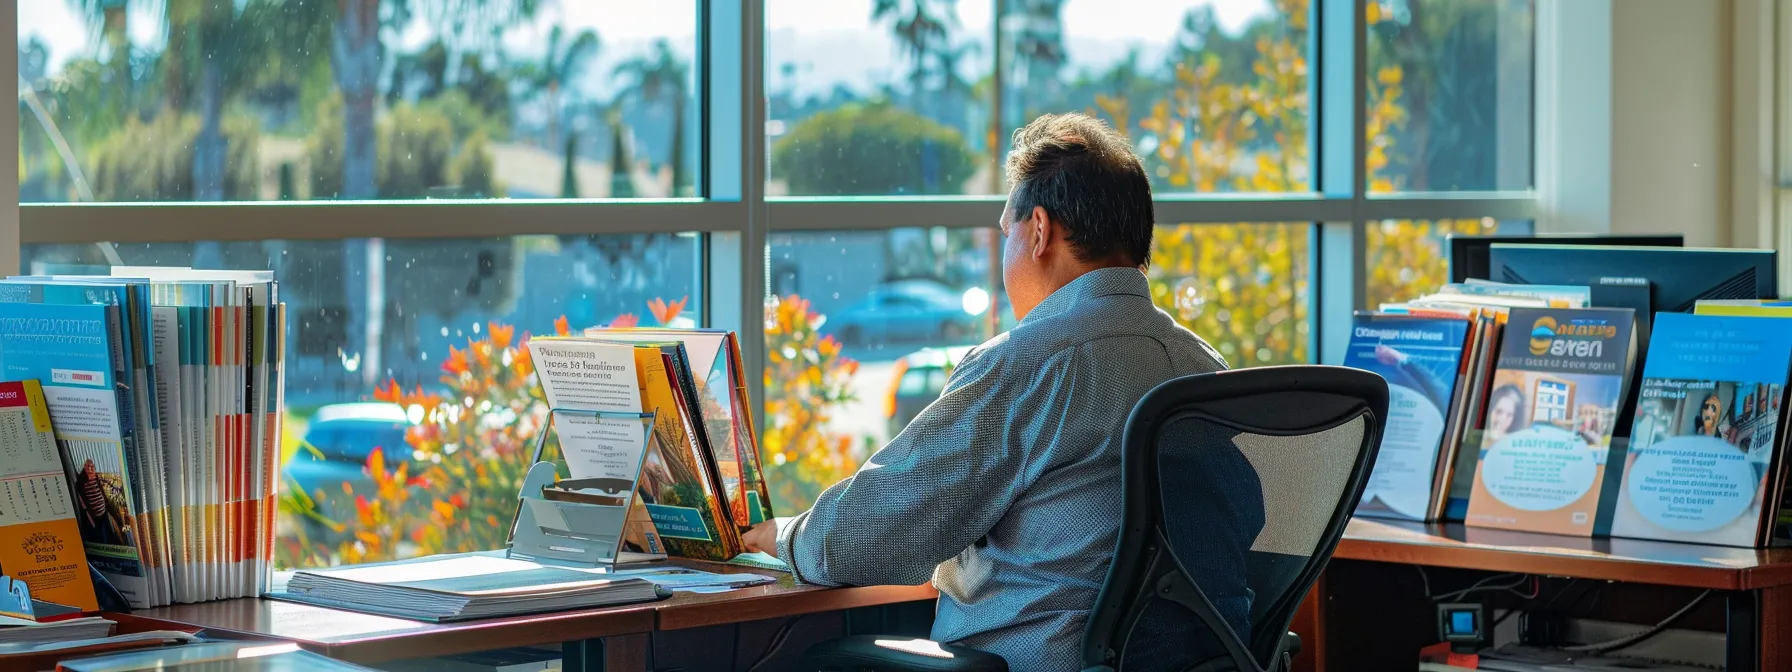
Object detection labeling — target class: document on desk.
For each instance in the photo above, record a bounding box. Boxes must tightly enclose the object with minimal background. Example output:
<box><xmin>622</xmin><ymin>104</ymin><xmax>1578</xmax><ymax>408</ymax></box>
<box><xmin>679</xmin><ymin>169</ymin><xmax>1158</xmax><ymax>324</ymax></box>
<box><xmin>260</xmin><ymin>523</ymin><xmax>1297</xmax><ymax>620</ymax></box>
<box><xmin>280</xmin><ymin>554</ymin><xmax>668</xmax><ymax>622</ymax></box>
<box><xmin>527</xmin><ymin>339</ymin><xmax>649</xmax><ymax>481</ymax></box>
<box><xmin>608</xmin><ymin>566</ymin><xmax>776</xmax><ymax>592</ymax></box>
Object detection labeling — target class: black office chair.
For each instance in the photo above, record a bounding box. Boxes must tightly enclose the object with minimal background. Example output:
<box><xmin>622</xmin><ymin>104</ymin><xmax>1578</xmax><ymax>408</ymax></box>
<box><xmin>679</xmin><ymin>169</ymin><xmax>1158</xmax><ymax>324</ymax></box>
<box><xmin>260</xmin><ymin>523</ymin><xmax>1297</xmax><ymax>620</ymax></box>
<box><xmin>801</xmin><ymin>366</ymin><xmax>1388</xmax><ymax>672</ymax></box>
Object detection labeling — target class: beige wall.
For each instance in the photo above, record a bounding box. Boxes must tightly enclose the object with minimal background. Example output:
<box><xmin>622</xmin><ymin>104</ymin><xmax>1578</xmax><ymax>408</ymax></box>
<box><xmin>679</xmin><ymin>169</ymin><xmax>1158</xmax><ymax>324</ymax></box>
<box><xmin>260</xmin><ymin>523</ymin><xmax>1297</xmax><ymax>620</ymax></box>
<box><xmin>1610</xmin><ymin>0</ymin><xmax>1732</xmax><ymax>246</ymax></box>
<box><xmin>1541</xmin><ymin>0</ymin><xmax>1781</xmax><ymax>254</ymax></box>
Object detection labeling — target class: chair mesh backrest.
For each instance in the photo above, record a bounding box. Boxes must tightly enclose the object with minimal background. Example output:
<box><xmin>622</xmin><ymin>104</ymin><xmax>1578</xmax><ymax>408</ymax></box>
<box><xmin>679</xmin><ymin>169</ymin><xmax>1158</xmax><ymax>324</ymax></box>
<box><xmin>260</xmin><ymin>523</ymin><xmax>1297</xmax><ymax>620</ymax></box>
<box><xmin>1119</xmin><ymin>409</ymin><xmax>1368</xmax><ymax>670</ymax></box>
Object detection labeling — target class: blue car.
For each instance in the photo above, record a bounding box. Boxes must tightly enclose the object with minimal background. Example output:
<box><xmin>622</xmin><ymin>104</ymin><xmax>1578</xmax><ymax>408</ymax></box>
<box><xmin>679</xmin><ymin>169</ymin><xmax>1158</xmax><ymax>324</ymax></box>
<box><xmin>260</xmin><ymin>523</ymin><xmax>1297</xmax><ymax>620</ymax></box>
<box><xmin>283</xmin><ymin>403</ymin><xmax>410</xmax><ymax>536</ymax></box>
<box><xmin>824</xmin><ymin>280</ymin><xmax>981</xmax><ymax>347</ymax></box>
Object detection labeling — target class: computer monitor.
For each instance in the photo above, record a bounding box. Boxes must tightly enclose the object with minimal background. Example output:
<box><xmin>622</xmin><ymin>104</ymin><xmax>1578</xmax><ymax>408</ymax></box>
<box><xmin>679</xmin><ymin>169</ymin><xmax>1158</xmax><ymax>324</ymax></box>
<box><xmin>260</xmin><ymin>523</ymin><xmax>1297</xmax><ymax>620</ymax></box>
<box><xmin>1485</xmin><ymin>244</ymin><xmax>1778</xmax><ymax>314</ymax></box>
<box><xmin>1448</xmin><ymin>234</ymin><xmax>1684</xmax><ymax>283</ymax></box>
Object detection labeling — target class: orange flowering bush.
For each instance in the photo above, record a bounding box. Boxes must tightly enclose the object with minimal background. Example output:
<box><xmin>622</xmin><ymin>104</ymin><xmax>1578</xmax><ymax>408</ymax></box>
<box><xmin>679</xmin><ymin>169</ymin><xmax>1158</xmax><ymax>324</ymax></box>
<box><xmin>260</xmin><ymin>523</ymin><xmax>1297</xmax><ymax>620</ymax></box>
<box><xmin>761</xmin><ymin>295</ymin><xmax>861</xmax><ymax>515</ymax></box>
<box><xmin>276</xmin><ymin>298</ymin><xmax>691</xmax><ymax>567</ymax></box>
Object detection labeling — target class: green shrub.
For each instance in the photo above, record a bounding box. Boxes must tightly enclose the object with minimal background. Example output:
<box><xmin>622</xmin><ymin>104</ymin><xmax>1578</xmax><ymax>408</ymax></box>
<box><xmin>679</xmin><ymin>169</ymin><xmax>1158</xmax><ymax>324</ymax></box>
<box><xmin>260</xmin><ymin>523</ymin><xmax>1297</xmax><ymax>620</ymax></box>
<box><xmin>770</xmin><ymin>103</ymin><xmax>978</xmax><ymax>195</ymax></box>
<box><xmin>87</xmin><ymin>113</ymin><xmax>260</xmax><ymax>201</ymax></box>
<box><xmin>307</xmin><ymin>94</ymin><xmax>503</xmax><ymax>199</ymax></box>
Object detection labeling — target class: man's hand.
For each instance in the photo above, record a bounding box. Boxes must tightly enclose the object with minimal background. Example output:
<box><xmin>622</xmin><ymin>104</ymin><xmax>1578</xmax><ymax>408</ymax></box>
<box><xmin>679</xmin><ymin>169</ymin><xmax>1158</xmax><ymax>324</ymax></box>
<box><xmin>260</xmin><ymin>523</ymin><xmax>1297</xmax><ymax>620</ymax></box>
<box><xmin>742</xmin><ymin>518</ymin><xmax>780</xmax><ymax>558</ymax></box>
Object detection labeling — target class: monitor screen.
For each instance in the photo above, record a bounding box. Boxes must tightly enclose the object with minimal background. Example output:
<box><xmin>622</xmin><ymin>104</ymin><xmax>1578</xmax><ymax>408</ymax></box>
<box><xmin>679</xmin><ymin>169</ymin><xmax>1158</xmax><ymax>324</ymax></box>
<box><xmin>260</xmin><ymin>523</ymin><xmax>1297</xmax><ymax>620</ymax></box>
<box><xmin>1485</xmin><ymin>244</ymin><xmax>1777</xmax><ymax>314</ymax></box>
<box><xmin>1448</xmin><ymin>234</ymin><xmax>1684</xmax><ymax>283</ymax></box>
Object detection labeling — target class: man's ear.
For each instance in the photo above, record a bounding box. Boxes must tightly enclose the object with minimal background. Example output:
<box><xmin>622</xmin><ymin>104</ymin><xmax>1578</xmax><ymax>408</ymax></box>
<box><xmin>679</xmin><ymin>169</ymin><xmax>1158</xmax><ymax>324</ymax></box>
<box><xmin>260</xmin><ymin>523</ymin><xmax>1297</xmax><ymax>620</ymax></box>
<box><xmin>1027</xmin><ymin>205</ymin><xmax>1052</xmax><ymax>260</ymax></box>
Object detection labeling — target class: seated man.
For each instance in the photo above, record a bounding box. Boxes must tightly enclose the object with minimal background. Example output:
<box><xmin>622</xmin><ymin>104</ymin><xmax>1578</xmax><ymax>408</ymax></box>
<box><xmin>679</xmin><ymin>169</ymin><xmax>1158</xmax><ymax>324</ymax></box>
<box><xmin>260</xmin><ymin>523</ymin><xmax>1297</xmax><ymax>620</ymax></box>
<box><xmin>743</xmin><ymin>113</ymin><xmax>1235</xmax><ymax>670</ymax></box>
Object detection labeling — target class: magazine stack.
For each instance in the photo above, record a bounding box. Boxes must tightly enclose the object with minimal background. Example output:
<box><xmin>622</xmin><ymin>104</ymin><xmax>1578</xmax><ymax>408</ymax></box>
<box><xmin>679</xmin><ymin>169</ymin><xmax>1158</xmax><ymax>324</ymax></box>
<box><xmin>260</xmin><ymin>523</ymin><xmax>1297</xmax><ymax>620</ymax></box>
<box><xmin>0</xmin><ymin>268</ymin><xmax>285</xmax><ymax>607</ymax></box>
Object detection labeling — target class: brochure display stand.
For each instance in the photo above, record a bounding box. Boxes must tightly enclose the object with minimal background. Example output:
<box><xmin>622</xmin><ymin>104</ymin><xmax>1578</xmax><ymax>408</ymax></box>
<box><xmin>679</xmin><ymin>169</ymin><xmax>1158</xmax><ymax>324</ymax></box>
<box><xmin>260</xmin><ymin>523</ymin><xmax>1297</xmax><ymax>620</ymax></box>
<box><xmin>507</xmin><ymin>408</ymin><xmax>656</xmax><ymax>569</ymax></box>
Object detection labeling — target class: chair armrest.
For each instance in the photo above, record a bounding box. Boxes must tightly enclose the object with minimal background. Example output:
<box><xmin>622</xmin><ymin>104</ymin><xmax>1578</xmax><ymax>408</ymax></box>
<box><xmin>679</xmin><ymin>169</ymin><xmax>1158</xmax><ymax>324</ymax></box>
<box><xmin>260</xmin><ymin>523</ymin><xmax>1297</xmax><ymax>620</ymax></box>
<box><xmin>801</xmin><ymin>635</ymin><xmax>1009</xmax><ymax>672</ymax></box>
<box><xmin>1283</xmin><ymin>631</ymin><xmax>1301</xmax><ymax>656</ymax></box>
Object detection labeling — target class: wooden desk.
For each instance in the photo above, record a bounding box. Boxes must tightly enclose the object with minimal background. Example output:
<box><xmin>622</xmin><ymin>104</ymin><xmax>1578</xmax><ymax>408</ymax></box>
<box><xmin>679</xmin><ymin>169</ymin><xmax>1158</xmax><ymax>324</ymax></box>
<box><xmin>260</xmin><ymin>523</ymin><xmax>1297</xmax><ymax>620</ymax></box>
<box><xmin>133</xmin><ymin>594</ymin><xmax>657</xmax><ymax>666</ymax></box>
<box><xmin>129</xmin><ymin>560</ymin><xmax>938</xmax><ymax>672</ymax></box>
<box><xmin>656</xmin><ymin>562</ymin><xmax>938</xmax><ymax>632</ymax></box>
<box><xmin>1295</xmin><ymin>518</ymin><xmax>1792</xmax><ymax>671</ymax></box>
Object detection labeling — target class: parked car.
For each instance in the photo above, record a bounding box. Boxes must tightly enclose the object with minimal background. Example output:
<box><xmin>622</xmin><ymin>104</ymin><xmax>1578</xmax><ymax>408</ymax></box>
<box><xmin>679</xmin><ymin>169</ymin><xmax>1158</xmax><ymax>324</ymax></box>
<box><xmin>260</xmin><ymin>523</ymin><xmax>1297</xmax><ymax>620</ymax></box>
<box><xmin>824</xmin><ymin>280</ymin><xmax>981</xmax><ymax>347</ymax></box>
<box><xmin>884</xmin><ymin>345</ymin><xmax>975</xmax><ymax>437</ymax></box>
<box><xmin>283</xmin><ymin>402</ymin><xmax>410</xmax><ymax>538</ymax></box>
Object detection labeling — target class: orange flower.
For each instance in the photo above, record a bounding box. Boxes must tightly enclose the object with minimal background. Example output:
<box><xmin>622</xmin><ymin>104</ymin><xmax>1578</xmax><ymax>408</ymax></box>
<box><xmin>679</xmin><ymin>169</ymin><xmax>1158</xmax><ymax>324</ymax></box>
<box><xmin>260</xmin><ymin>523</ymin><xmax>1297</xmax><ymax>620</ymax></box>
<box><xmin>372</xmin><ymin>379</ymin><xmax>404</xmax><ymax>403</ymax></box>
<box><xmin>366</xmin><ymin>447</ymin><xmax>386</xmax><ymax>478</ymax></box>
<box><xmin>449</xmin><ymin>493</ymin><xmax>466</xmax><ymax>509</ymax></box>
<box><xmin>609</xmin><ymin>313</ymin><xmax>640</xmax><ymax>328</ymax></box>
<box><xmin>443</xmin><ymin>345</ymin><xmax>470</xmax><ymax>376</ymax></box>
<box><xmin>489</xmin><ymin>323</ymin><xmax>515</xmax><ymax>350</ymax></box>
<box><xmin>648</xmin><ymin>296</ymin><xmax>689</xmax><ymax>325</ymax></box>
<box><xmin>554</xmin><ymin>315</ymin><xmax>571</xmax><ymax>337</ymax></box>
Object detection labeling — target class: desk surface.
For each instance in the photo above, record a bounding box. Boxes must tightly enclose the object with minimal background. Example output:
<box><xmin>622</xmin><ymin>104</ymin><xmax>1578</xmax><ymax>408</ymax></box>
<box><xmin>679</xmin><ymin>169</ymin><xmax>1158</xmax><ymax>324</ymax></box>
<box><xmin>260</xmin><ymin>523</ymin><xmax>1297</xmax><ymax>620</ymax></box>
<box><xmin>131</xmin><ymin>560</ymin><xmax>938</xmax><ymax>664</ymax></box>
<box><xmin>1337</xmin><ymin>517</ymin><xmax>1792</xmax><ymax>590</ymax></box>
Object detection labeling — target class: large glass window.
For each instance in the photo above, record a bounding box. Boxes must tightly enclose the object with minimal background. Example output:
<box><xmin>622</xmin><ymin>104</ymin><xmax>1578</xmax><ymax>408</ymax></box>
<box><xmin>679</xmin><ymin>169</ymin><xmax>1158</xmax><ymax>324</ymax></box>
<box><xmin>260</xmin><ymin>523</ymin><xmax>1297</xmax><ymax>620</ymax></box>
<box><xmin>762</xmin><ymin>227</ymin><xmax>999</xmax><ymax>513</ymax></box>
<box><xmin>1366</xmin><ymin>0</ymin><xmax>1533</xmax><ymax>193</ymax></box>
<box><xmin>762</xmin><ymin>221</ymin><xmax>1311</xmax><ymax>513</ymax></box>
<box><xmin>25</xmin><ymin>233</ymin><xmax>703</xmax><ymax>568</ymax></box>
<box><xmin>766</xmin><ymin>0</ymin><xmax>1312</xmax><ymax>197</ymax></box>
<box><xmin>765</xmin><ymin>1</ymin><xmax>996</xmax><ymax>196</ymax></box>
<box><xmin>14</xmin><ymin>0</ymin><xmax>1542</xmax><ymax>568</ymax></box>
<box><xmin>18</xmin><ymin>2</ymin><xmax>700</xmax><ymax>203</ymax></box>
<box><xmin>1151</xmin><ymin>222</ymin><xmax>1311</xmax><ymax>365</ymax></box>
<box><xmin>1029</xmin><ymin>0</ymin><xmax>1312</xmax><ymax>194</ymax></box>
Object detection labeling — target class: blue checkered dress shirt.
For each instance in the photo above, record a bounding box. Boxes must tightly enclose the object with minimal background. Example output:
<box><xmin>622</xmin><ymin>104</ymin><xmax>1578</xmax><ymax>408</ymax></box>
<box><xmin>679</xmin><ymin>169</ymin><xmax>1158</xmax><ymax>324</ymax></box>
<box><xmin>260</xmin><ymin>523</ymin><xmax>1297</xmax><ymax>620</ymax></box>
<box><xmin>777</xmin><ymin>267</ymin><xmax>1229</xmax><ymax>670</ymax></box>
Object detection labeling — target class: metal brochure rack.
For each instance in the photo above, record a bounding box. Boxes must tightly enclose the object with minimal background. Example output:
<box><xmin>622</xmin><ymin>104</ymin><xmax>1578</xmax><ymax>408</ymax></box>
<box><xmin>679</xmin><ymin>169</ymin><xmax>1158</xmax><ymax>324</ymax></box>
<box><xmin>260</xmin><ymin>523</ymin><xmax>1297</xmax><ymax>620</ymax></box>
<box><xmin>507</xmin><ymin>407</ymin><xmax>657</xmax><ymax>569</ymax></box>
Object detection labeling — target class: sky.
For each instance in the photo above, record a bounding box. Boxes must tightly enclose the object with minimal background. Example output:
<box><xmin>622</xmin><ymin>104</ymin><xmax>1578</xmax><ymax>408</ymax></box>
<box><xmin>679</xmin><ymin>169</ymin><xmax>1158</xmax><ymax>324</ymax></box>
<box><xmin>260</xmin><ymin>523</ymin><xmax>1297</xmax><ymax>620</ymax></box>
<box><xmin>18</xmin><ymin>0</ymin><xmax>1274</xmax><ymax>98</ymax></box>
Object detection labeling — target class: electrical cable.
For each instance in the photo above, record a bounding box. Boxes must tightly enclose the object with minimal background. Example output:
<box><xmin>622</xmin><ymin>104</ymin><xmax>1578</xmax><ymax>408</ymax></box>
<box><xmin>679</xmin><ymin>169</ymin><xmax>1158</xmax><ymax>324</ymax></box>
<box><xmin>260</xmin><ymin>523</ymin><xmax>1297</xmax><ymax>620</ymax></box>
<box><xmin>1560</xmin><ymin>589</ymin><xmax>1712</xmax><ymax>654</ymax></box>
<box><xmin>1434</xmin><ymin>574</ymin><xmax>1528</xmax><ymax>602</ymax></box>
<box><xmin>1489</xmin><ymin>576</ymin><xmax>1549</xmax><ymax>630</ymax></box>
<box><xmin>744</xmin><ymin>614</ymin><xmax>806</xmax><ymax>672</ymax></box>
<box><xmin>1504</xmin><ymin>575</ymin><xmax>1542</xmax><ymax>600</ymax></box>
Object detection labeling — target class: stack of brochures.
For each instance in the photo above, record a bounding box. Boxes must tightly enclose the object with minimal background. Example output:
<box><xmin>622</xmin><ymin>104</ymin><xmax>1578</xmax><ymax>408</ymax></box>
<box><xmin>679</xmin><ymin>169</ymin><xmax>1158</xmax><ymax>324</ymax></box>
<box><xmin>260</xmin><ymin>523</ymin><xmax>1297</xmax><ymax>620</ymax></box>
<box><xmin>528</xmin><ymin>328</ymin><xmax>779</xmax><ymax>565</ymax></box>
<box><xmin>1355</xmin><ymin>280</ymin><xmax>1601</xmax><ymax>522</ymax></box>
<box><xmin>283</xmin><ymin>555</ymin><xmax>666</xmax><ymax>622</ymax></box>
<box><xmin>0</xmin><ymin>268</ymin><xmax>286</xmax><ymax>608</ymax></box>
<box><xmin>1351</xmin><ymin>284</ymin><xmax>1792</xmax><ymax>548</ymax></box>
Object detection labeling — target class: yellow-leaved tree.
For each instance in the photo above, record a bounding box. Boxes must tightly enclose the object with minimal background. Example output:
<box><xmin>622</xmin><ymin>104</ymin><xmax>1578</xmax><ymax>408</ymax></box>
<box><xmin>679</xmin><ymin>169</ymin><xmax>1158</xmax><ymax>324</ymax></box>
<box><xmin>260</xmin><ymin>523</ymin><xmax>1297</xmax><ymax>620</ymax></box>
<box><xmin>1094</xmin><ymin>0</ymin><xmax>1492</xmax><ymax>357</ymax></box>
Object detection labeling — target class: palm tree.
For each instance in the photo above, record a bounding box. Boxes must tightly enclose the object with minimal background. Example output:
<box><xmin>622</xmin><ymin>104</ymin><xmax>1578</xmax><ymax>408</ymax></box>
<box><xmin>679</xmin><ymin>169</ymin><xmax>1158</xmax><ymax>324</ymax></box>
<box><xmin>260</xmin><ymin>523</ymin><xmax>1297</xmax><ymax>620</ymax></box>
<box><xmin>1003</xmin><ymin>0</ymin><xmax>1066</xmax><ymax>121</ymax></box>
<box><xmin>606</xmin><ymin>103</ymin><xmax>635</xmax><ymax>199</ymax></box>
<box><xmin>560</xmin><ymin>131</ymin><xmax>580</xmax><ymax>198</ymax></box>
<box><xmin>871</xmin><ymin>0</ymin><xmax>958</xmax><ymax>101</ymax></box>
<box><xmin>191</xmin><ymin>0</ymin><xmax>230</xmax><ymax>200</ymax></box>
<box><xmin>932</xmin><ymin>39</ymin><xmax>979</xmax><ymax>138</ymax></box>
<box><xmin>331</xmin><ymin>0</ymin><xmax>541</xmax><ymax>200</ymax></box>
<box><xmin>66</xmin><ymin>0</ymin><xmax>130</xmax><ymax>57</ymax></box>
<box><xmin>333</xmin><ymin>0</ymin><xmax>382</xmax><ymax>199</ymax></box>
<box><xmin>613</xmin><ymin>39</ymin><xmax>691</xmax><ymax>197</ymax></box>
<box><xmin>518</xmin><ymin>25</ymin><xmax>601</xmax><ymax>150</ymax></box>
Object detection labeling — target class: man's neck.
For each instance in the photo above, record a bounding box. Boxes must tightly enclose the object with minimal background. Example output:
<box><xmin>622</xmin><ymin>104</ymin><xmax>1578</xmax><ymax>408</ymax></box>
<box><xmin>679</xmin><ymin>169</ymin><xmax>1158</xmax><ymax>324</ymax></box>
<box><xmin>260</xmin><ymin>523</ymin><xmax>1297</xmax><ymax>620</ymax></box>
<box><xmin>1044</xmin><ymin>260</ymin><xmax>1139</xmax><ymax>291</ymax></box>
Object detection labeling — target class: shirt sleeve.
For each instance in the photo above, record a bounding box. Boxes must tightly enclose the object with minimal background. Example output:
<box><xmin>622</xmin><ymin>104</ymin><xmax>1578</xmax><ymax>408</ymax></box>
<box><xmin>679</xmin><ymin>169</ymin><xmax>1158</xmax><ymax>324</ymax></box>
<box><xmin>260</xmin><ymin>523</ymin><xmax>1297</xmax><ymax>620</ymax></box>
<box><xmin>776</xmin><ymin>346</ymin><xmax>1068</xmax><ymax>587</ymax></box>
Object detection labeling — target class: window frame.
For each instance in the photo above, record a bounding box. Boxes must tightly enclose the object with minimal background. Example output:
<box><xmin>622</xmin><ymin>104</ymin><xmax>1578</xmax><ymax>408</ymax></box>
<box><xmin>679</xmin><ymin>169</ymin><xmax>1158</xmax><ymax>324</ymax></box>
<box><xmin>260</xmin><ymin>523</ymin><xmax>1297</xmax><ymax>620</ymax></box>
<box><xmin>10</xmin><ymin>0</ymin><xmax>1540</xmax><ymax>418</ymax></box>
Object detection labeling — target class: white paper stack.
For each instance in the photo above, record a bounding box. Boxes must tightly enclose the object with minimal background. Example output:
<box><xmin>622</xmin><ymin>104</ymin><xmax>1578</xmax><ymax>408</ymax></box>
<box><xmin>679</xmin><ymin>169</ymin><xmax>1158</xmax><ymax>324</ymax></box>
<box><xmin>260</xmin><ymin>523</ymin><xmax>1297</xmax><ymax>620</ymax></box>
<box><xmin>283</xmin><ymin>555</ymin><xmax>665</xmax><ymax>622</ymax></box>
<box><xmin>0</xmin><ymin>616</ymin><xmax>115</xmax><ymax>645</ymax></box>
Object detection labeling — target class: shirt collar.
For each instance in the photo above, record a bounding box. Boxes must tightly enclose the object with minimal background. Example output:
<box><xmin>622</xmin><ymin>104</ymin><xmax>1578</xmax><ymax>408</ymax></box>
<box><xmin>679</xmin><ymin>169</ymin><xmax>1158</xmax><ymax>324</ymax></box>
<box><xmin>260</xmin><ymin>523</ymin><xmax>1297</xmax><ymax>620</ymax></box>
<box><xmin>1020</xmin><ymin>267</ymin><xmax>1152</xmax><ymax>323</ymax></box>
